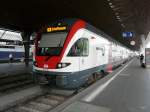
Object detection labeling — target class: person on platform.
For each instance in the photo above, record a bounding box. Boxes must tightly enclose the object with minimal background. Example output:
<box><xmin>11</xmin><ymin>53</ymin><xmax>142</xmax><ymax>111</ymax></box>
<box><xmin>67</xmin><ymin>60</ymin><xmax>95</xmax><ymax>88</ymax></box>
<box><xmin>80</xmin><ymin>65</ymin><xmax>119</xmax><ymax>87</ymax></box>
<box><xmin>9</xmin><ymin>53</ymin><xmax>13</xmax><ymax>63</ymax></box>
<box><xmin>140</xmin><ymin>54</ymin><xmax>144</xmax><ymax>65</ymax></box>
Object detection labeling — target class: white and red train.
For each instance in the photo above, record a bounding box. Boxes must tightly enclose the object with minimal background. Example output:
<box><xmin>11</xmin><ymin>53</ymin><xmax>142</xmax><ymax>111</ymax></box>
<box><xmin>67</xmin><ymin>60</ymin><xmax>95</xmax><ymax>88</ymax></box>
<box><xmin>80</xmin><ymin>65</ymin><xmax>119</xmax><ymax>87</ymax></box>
<box><xmin>33</xmin><ymin>19</ymin><xmax>132</xmax><ymax>89</ymax></box>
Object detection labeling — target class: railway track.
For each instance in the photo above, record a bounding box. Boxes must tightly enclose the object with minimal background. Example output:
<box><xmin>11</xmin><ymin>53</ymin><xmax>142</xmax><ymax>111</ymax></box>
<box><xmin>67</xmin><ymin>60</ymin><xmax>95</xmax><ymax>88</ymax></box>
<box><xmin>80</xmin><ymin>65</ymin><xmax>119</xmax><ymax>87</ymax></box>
<box><xmin>4</xmin><ymin>88</ymin><xmax>73</xmax><ymax>112</ymax></box>
<box><xmin>5</xmin><ymin>73</ymin><xmax>106</xmax><ymax>112</ymax></box>
<box><xmin>0</xmin><ymin>73</ymin><xmax>34</xmax><ymax>93</ymax></box>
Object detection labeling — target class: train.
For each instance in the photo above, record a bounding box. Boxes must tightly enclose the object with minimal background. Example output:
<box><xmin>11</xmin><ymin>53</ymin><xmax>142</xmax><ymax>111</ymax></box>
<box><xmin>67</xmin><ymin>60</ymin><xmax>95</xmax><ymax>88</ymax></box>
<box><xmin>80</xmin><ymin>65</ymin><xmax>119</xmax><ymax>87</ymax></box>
<box><xmin>0</xmin><ymin>40</ymin><xmax>34</xmax><ymax>62</ymax></box>
<box><xmin>0</xmin><ymin>40</ymin><xmax>24</xmax><ymax>62</ymax></box>
<box><xmin>33</xmin><ymin>19</ymin><xmax>132</xmax><ymax>89</ymax></box>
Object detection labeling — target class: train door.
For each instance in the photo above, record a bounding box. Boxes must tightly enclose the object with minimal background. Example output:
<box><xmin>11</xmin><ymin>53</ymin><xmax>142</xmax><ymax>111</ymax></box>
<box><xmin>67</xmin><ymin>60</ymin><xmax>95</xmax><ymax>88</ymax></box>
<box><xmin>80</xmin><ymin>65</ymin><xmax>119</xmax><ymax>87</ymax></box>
<box><xmin>78</xmin><ymin>38</ymin><xmax>89</xmax><ymax>73</ymax></box>
<box><xmin>67</xmin><ymin>38</ymin><xmax>89</xmax><ymax>85</ymax></box>
<box><xmin>66</xmin><ymin>38</ymin><xmax>89</xmax><ymax>88</ymax></box>
<box><xmin>96</xmin><ymin>45</ymin><xmax>105</xmax><ymax>66</ymax></box>
<box><xmin>67</xmin><ymin>38</ymin><xmax>89</xmax><ymax>72</ymax></box>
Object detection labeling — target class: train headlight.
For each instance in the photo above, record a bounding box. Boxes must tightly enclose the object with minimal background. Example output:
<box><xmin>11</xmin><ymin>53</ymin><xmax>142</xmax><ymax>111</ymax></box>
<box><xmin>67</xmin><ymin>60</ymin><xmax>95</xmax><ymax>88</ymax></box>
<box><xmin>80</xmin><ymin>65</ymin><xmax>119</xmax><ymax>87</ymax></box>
<box><xmin>62</xmin><ymin>63</ymin><xmax>67</xmax><ymax>68</ymax></box>
<box><xmin>57</xmin><ymin>63</ymin><xmax>71</xmax><ymax>69</ymax></box>
<box><xmin>57</xmin><ymin>63</ymin><xmax>62</xmax><ymax>68</ymax></box>
<box><xmin>44</xmin><ymin>64</ymin><xmax>49</xmax><ymax>69</ymax></box>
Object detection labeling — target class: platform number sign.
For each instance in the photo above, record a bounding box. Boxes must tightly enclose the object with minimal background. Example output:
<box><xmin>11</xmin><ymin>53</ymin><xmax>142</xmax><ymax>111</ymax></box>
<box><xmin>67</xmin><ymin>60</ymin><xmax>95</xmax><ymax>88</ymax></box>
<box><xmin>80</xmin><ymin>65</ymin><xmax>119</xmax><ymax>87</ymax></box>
<box><xmin>122</xmin><ymin>32</ymin><xmax>133</xmax><ymax>38</ymax></box>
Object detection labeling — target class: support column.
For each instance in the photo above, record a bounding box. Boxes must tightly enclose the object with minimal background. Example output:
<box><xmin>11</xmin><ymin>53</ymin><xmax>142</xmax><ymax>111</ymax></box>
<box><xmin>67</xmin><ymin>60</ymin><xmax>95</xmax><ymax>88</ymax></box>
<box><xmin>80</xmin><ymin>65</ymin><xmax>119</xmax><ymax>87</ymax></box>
<box><xmin>21</xmin><ymin>32</ymin><xmax>31</xmax><ymax>67</ymax></box>
<box><xmin>145</xmin><ymin>32</ymin><xmax>150</xmax><ymax>47</ymax></box>
<box><xmin>140</xmin><ymin>34</ymin><xmax>146</xmax><ymax>54</ymax></box>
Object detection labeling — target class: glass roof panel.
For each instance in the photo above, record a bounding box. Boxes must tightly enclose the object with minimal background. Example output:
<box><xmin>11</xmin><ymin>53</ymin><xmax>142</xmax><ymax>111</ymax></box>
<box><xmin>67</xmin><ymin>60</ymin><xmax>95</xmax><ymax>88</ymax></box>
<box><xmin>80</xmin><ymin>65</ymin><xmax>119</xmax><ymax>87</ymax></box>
<box><xmin>0</xmin><ymin>29</ymin><xmax>22</xmax><ymax>41</ymax></box>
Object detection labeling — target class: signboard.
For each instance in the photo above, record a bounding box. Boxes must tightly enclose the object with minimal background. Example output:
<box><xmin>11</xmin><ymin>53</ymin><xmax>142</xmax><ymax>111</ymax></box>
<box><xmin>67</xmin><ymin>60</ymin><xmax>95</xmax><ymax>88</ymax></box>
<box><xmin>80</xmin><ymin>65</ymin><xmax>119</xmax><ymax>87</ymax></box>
<box><xmin>122</xmin><ymin>32</ymin><xmax>133</xmax><ymax>38</ymax></box>
<box><xmin>145</xmin><ymin>48</ymin><xmax>150</xmax><ymax>67</ymax></box>
<box><xmin>47</xmin><ymin>26</ymin><xmax>67</xmax><ymax>32</ymax></box>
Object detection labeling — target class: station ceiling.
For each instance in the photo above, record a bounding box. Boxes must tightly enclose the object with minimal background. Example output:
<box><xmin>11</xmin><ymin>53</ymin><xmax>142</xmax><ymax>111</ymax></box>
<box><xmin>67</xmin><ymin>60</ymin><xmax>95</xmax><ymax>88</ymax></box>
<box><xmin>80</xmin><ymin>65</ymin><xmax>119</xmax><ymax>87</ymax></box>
<box><xmin>0</xmin><ymin>0</ymin><xmax>149</xmax><ymax>50</ymax></box>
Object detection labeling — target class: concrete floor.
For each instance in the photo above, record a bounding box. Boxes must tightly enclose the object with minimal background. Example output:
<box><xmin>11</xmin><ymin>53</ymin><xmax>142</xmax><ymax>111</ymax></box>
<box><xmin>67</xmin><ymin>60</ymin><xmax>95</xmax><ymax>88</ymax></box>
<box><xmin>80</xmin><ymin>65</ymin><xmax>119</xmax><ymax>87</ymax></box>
<box><xmin>85</xmin><ymin>58</ymin><xmax>150</xmax><ymax>112</ymax></box>
<box><xmin>54</xmin><ymin>58</ymin><xmax>150</xmax><ymax>112</ymax></box>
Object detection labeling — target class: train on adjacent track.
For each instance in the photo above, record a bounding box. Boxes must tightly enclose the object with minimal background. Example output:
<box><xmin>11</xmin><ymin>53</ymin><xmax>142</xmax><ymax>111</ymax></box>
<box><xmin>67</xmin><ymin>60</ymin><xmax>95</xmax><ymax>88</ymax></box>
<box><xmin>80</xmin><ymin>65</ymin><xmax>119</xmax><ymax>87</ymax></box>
<box><xmin>0</xmin><ymin>40</ymin><xmax>34</xmax><ymax>62</ymax></box>
<box><xmin>33</xmin><ymin>19</ymin><xmax>133</xmax><ymax>89</ymax></box>
<box><xmin>0</xmin><ymin>40</ymin><xmax>24</xmax><ymax>61</ymax></box>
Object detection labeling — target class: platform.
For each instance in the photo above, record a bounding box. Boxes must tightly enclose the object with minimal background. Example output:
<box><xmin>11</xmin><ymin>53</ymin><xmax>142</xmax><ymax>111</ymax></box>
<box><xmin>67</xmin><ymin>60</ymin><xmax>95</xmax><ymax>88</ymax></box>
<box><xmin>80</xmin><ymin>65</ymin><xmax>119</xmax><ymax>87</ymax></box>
<box><xmin>51</xmin><ymin>58</ymin><xmax>150</xmax><ymax>112</ymax></box>
<box><xmin>0</xmin><ymin>62</ymin><xmax>32</xmax><ymax>76</ymax></box>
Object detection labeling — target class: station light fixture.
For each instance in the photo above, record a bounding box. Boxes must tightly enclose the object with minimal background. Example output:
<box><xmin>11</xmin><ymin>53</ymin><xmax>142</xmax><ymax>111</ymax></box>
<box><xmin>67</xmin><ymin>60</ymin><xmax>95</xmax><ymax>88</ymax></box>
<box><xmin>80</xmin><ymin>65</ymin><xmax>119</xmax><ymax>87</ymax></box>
<box><xmin>121</xmin><ymin>24</ymin><xmax>125</xmax><ymax>28</ymax></box>
<box><xmin>130</xmin><ymin>40</ymin><xmax>136</xmax><ymax>46</ymax></box>
<box><xmin>118</xmin><ymin>19</ymin><xmax>122</xmax><ymax>22</ymax></box>
<box><xmin>107</xmin><ymin>0</ymin><xmax>125</xmax><ymax>28</ymax></box>
<box><xmin>116</xmin><ymin>15</ymin><xmax>120</xmax><ymax>18</ymax></box>
<box><xmin>115</xmin><ymin>12</ymin><xmax>119</xmax><ymax>16</ymax></box>
<box><xmin>110</xmin><ymin>5</ymin><xmax>115</xmax><ymax>8</ymax></box>
<box><xmin>117</xmin><ymin>18</ymin><xmax>120</xmax><ymax>20</ymax></box>
<box><xmin>109</xmin><ymin>2</ymin><xmax>113</xmax><ymax>6</ymax></box>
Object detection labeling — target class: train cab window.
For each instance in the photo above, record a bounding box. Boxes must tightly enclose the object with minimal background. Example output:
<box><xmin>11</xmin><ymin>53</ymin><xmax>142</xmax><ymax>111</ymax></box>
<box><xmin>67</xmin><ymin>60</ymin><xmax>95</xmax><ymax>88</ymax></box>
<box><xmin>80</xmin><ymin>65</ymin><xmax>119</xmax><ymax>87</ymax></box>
<box><xmin>67</xmin><ymin>38</ymin><xmax>89</xmax><ymax>56</ymax></box>
<box><xmin>36</xmin><ymin>32</ymin><xmax>67</xmax><ymax>56</ymax></box>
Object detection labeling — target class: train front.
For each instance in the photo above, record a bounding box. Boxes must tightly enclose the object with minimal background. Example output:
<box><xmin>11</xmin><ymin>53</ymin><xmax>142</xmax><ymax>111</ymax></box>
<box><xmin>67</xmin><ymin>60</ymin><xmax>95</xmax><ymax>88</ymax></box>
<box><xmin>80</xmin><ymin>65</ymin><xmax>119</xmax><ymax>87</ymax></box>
<box><xmin>33</xmin><ymin>22</ymin><xmax>70</xmax><ymax>87</ymax></box>
<box><xmin>32</xmin><ymin>18</ymin><xmax>86</xmax><ymax>90</ymax></box>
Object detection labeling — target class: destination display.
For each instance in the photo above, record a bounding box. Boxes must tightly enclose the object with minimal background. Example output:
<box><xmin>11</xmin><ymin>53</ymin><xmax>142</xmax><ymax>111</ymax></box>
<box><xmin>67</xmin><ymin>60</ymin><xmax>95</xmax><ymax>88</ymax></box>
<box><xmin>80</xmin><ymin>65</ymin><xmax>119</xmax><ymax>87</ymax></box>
<box><xmin>47</xmin><ymin>26</ymin><xmax>67</xmax><ymax>32</ymax></box>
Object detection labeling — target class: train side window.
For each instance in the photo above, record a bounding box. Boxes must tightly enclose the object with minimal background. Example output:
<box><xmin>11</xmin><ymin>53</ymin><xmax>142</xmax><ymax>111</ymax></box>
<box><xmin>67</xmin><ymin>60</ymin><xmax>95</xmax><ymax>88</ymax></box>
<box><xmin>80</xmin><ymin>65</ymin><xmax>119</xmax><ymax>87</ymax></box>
<box><xmin>67</xmin><ymin>38</ymin><xmax>89</xmax><ymax>57</ymax></box>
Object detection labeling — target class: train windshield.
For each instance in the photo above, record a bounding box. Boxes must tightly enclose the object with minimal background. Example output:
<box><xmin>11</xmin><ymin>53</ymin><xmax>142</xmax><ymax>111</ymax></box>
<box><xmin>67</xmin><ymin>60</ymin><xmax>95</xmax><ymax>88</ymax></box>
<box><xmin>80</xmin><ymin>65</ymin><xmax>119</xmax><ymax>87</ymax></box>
<box><xmin>36</xmin><ymin>32</ymin><xmax>67</xmax><ymax>56</ymax></box>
